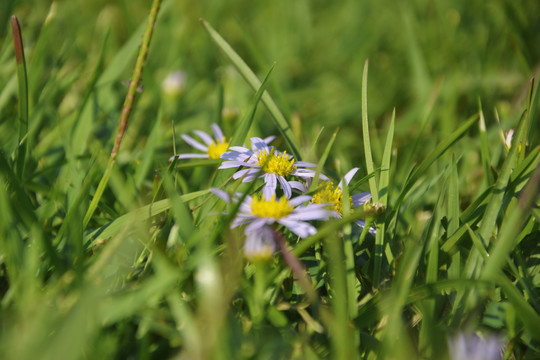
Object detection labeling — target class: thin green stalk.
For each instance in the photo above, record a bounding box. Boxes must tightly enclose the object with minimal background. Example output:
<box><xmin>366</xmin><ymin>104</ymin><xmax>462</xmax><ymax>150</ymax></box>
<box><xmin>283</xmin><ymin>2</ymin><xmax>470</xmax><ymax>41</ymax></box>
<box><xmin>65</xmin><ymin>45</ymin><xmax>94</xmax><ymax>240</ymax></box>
<box><xmin>361</xmin><ymin>59</ymin><xmax>378</xmax><ymax>202</ymax></box>
<box><xmin>83</xmin><ymin>0</ymin><xmax>162</xmax><ymax>228</ymax></box>
<box><xmin>11</xmin><ymin>16</ymin><xmax>29</xmax><ymax>180</ymax></box>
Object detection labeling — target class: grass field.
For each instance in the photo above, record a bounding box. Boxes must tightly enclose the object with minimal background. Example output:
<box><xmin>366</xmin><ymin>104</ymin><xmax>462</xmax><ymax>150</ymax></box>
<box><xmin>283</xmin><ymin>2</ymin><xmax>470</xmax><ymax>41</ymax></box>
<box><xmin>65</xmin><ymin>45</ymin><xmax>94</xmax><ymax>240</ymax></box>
<box><xmin>1</xmin><ymin>0</ymin><xmax>539</xmax><ymax>359</ymax></box>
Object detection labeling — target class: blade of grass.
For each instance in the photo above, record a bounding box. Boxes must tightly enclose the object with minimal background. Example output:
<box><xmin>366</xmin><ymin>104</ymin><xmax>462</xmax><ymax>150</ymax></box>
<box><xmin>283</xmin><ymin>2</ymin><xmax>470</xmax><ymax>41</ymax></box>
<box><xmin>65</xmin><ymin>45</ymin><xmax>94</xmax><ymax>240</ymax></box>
<box><xmin>392</xmin><ymin>114</ymin><xmax>477</xmax><ymax>214</ymax></box>
<box><xmin>200</xmin><ymin>19</ymin><xmax>302</xmax><ymax>160</ymax></box>
<box><xmin>361</xmin><ymin>59</ymin><xmax>378</xmax><ymax>202</ymax></box>
<box><xmin>373</xmin><ymin>109</ymin><xmax>394</xmax><ymax>285</ymax></box>
<box><xmin>478</xmin><ymin>101</ymin><xmax>494</xmax><ymax>187</ymax></box>
<box><xmin>308</xmin><ymin>127</ymin><xmax>339</xmax><ymax>192</ymax></box>
<box><xmin>83</xmin><ymin>0</ymin><xmax>162</xmax><ymax>229</ymax></box>
<box><xmin>447</xmin><ymin>153</ymin><xmax>461</xmax><ymax>279</ymax></box>
<box><xmin>11</xmin><ymin>16</ymin><xmax>29</xmax><ymax>180</ymax></box>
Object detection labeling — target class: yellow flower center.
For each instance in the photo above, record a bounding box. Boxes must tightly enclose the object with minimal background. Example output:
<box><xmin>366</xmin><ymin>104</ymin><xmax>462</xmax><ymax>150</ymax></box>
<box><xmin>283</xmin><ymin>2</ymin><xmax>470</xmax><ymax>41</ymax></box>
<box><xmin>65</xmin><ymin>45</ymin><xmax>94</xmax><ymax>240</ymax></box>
<box><xmin>311</xmin><ymin>182</ymin><xmax>353</xmax><ymax>216</ymax></box>
<box><xmin>251</xmin><ymin>195</ymin><xmax>294</xmax><ymax>219</ymax></box>
<box><xmin>256</xmin><ymin>148</ymin><xmax>296</xmax><ymax>176</ymax></box>
<box><xmin>207</xmin><ymin>137</ymin><xmax>230</xmax><ymax>159</ymax></box>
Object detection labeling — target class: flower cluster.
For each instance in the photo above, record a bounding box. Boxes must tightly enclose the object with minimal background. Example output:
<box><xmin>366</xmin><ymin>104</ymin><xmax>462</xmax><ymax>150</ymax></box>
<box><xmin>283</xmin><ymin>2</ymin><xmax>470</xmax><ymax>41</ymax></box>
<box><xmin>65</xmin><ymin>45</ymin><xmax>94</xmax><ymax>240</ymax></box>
<box><xmin>172</xmin><ymin>124</ymin><xmax>380</xmax><ymax>258</ymax></box>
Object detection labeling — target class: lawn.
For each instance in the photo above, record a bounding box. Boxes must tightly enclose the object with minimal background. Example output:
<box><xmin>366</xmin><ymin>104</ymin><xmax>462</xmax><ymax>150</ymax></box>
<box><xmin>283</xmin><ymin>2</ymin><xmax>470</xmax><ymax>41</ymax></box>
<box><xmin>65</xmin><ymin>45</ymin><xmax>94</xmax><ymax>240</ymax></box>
<box><xmin>1</xmin><ymin>0</ymin><xmax>539</xmax><ymax>359</ymax></box>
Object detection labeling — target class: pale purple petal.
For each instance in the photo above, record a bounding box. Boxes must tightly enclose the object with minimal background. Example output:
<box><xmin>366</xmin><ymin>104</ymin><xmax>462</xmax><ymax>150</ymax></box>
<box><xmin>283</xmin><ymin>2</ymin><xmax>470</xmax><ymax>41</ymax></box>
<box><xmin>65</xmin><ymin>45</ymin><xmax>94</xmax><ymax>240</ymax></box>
<box><xmin>175</xmin><ymin>153</ymin><xmax>210</xmax><ymax>159</ymax></box>
<box><xmin>277</xmin><ymin>219</ymin><xmax>317</xmax><ymax>238</ymax></box>
<box><xmin>245</xmin><ymin>217</ymin><xmax>273</xmax><ymax>233</ymax></box>
<box><xmin>289</xmin><ymin>195</ymin><xmax>313</xmax><ymax>206</ymax></box>
<box><xmin>211</xmin><ymin>123</ymin><xmax>224</xmax><ymax>140</ymax></box>
<box><xmin>287</xmin><ymin>207</ymin><xmax>333</xmax><ymax>221</ymax></box>
<box><xmin>339</xmin><ymin>168</ymin><xmax>360</xmax><ymax>189</ymax></box>
<box><xmin>289</xmin><ymin>180</ymin><xmax>308</xmax><ymax>193</ymax></box>
<box><xmin>192</xmin><ymin>130</ymin><xmax>214</xmax><ymax>146</ymax></box>
<box><xmin>354</xmin><ymin>219</ymin><xmax>377</xmax><ymax>235</ymax></box>
<box><xmin>232</xmin><ymin>168</ymin><xmax>252</xmax><ymax>179</ymax></box>
<box><xmin>263</xmin><ymin>185</ymin><xmax>276</xmax><ymax>200</ymax></box>
<box><xmin>210</xmin><ymin>188</ymin><xmax>231</xmax><ymax>202</ymax></box>
<box><xmin>250</xmin><ymin>137</ymin><xmax>270</xmax><ymax>151</ymax></box>
<box><xmin>352</xmin><ymin>192</ymin><xmax>372</xmax><ymax>207</ymax></box>
<box><xmin>278</xmin><ymin>176</ymin><xmax>292</xmax><ymax>199</ymax></box>
<box><xmin>181</xmin><ymin>134</ymin><xmax>209</xmax><ymax>152</ymax></box>
<box><xmin>219</xmin><ymin>160</ymin><xmax>258</xmax><ymax>169</ymax></box>
<box><xmin>228</xmin><ymin>146</ymin><xmax>253</xmax><ymax>154</ymax></box>
<box><xmin>263</xmin><ymin>135</ymin><xmax>276</xmax><ymax>144</ymax></box>
<box><xmin>295</xmin><ymin>161</ymin><xmax>317</xmax><ymax>167</ymax></box>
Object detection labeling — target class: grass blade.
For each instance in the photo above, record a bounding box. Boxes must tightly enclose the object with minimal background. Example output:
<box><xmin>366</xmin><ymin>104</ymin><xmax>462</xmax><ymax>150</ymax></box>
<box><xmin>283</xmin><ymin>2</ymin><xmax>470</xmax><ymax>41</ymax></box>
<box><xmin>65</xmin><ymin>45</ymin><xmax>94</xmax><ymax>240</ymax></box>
<box><xmin>361</xmin><ymin>59</ymin><xmax>378</xmax><ymax>201</ymax></box>
<box><xmin>11</xmin><ymin>16</ymin><xmax>29</xmax><ymax>179</ymax></box>
<box><xmin>200</xmin><ymin>19</ymin><xmax>302</xmax><ymax>160</ymax></box>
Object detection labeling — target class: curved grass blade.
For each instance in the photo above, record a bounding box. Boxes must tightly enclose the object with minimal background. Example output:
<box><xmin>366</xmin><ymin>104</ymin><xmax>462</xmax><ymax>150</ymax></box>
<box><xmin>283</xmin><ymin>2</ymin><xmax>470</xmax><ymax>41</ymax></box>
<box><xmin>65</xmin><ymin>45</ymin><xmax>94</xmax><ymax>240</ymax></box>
<box><xmin>83</xmin><ymin>0</ymin><xmax>162</xmax><ymax>229</ymax></box>
<box><xmin>200</xmin><ymin>19</ymin><xmax>302</xmax><ymax>160</ymax></box>
<box><xmin>361</xmin><ymin>59</ymin><xmax>378</xmax><ymax>202</ymax></box>
<box><xmin>11</xmin><ymin>16</ymin><xmax>29</xmax><ymax>179</ymax></box>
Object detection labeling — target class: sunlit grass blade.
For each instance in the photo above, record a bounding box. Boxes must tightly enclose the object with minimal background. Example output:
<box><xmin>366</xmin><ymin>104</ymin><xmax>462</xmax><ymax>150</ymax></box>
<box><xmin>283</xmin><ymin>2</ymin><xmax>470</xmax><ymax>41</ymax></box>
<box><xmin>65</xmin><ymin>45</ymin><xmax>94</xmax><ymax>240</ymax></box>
<box><xmin>200</xmin><ymin>19</ymin><xmax>302</xmax><ymax>160</ymax></box>
<box><xmin>230</xmin><ymin>64</ymin><xmax>275</xmax><ymax>148</ymax></box>
<box><xmin>87</xmin><ymin>190</ymin><xmax>208</xmax><ymax>243</ymax></box>
<box><xmin>373</xmin><ymin>109</ymin><xmax>394</xmax><ymax>285</ymax></box>
<box><xmin>447</xmin><ymin>153</ymin><xmax>461</xmax><ymax>278</ymax></box>
<box><xmin>83</xmin><ymin>0</ymin><xmax>162</xmax><ymax>229</ymax></box>
<box><xmin>476</xmin><ymin>108</ymin><xmax>527</xmax><ymax>247</ymax></box>
<box><xmin>361</xmin><ymin>59</ymin><xmax>378</xmax><ymax>201</ymax></box>
<box><xmin>392</xmin><ymin>114</ymin><xmax>477</xmax><ymax>213</ymax></box>
<box><xmin>478</xmin><ymin>101</ymin><xmax>494</xmax><ymax>187</ymax></box>
<box><xmin>11</xmin><ymin>16</ymin><xmax>29</xmax><ymax>179</ymax></box>
<box><xmin>309</xmin><ymin>127</ymin><xmax>338</xmax><ymax>192</ymax></box>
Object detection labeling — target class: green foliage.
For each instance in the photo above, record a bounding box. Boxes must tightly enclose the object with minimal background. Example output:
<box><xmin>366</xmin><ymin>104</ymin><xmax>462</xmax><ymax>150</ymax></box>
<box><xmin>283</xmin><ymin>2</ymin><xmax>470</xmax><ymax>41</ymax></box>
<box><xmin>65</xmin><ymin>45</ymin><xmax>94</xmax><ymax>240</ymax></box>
<box><xmin>0</xmin><ymin>0</ymin><xmax>539</xmax><ymax>359</ymax></box>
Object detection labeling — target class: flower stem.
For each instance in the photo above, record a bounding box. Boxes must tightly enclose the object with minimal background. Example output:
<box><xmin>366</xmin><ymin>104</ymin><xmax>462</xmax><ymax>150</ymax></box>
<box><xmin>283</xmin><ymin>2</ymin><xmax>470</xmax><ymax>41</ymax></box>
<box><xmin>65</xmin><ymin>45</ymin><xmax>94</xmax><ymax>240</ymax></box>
<box><xmin>83</xmin><ymin>0</ymin><xmax>162</xmax><ymax>228</ymax></box>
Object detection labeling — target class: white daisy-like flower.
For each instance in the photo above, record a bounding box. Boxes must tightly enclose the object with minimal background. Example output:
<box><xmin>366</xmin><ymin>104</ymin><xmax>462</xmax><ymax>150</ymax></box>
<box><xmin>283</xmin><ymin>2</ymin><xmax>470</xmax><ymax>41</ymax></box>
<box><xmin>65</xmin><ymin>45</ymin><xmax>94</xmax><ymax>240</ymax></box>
<box><xmin>219</xmin><ymin>137</ymin><xmax>327</xmax><ymax>199</ymax></box>
<box><xmin>244</xmin><ymin>226</ymin><xmax>276</xmax><ymax>260</ymax></box>
<box><xmin>310</xmin><ymin>168</ymin><xmax>376</xmax><ymax>235</ymax></box>
<box><xmin>211</xmin><ymin>188</ymin><xmax>335</xmax><ymax>238</ymax></box>
<box><xmin>169</xmin><ymin>123</ymin><xmax>230</xmax><ymax>161</ymax></box>
<box><xmin>447</xmin><ymin>333</ymin><xmax>503</xmax><ymax>360</ymax></box>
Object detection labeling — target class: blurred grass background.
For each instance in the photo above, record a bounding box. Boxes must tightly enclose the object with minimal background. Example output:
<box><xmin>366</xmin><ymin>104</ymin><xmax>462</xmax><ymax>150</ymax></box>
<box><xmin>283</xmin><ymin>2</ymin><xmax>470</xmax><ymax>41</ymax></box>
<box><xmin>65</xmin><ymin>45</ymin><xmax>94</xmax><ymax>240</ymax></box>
<box><xmin>1</xmin><ymin>0</ymin><xmax>539</xmax><ymax>359</ymax></box>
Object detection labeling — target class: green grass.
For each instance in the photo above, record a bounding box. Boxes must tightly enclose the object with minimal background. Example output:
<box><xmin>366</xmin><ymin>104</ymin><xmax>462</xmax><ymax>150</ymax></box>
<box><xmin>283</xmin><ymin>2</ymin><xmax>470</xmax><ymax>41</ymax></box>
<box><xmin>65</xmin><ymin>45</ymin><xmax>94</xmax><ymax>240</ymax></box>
<box><xmin>1</xmin><ymin>0</ymin><xmax>539</xmax><ymax>359</ymax></box>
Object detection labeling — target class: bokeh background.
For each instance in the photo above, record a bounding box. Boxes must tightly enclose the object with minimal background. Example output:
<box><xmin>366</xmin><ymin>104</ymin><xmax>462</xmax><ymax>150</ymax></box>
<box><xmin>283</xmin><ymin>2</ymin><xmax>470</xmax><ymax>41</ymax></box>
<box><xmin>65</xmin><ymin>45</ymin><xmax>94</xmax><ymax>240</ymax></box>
<box><xmin>2</xmin><ymin>0</ymin><xmax>539</xmax><ymax>168</ymax></box>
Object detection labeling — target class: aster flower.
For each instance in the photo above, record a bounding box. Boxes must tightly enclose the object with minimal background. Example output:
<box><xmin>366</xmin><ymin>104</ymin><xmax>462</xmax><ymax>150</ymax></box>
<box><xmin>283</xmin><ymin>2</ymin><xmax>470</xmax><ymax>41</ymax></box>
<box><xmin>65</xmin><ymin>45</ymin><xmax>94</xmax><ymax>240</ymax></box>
<box><xmin>447</xmin><ymin>333</ymin><xmax>503</xmax><ymax>360</ymax></box>
<box><xmin>219</xmin><ymin>137</ymin><xmax>327</xmax><ymax>199</ymax></box>
<box><xmin>244</xmin><ymin>226</ymin><xmax>276</xmax><ymax>260</ymax></box>
<box><xmin>169</xmin><ymin>123</ymin><xmax>229</xmax><ymax>161</ymax></box>
<box><xmin>310</xmin><ymin>167</ymin><xmax>376</xmax><ymax>235</ymax></box>
<box><xmin>211</xmin><ymin>188</ymin><xmax>334</xmax><ymax>238</ymax></box>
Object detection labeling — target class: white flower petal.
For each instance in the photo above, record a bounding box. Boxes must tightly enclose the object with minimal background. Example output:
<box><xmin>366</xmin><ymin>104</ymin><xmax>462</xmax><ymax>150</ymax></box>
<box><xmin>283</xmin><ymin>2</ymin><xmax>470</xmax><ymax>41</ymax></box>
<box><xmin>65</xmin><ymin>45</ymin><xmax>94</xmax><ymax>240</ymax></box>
<box><xmin>250</xmin><ymin>137</ymin><xmax>270</xmax><ymax>151</ymax></box>
<box><xmin>211</xmin><ymin>123</ymin><xmax>225</xmax><ymax>140</ymax></box>
<box><xmin>245</xmin><ymin>217</ymin><xmax>273</xmax><ymax>233</ymax></box>
<box><xmin>210</xmin><ymin>188</ymin><xmax>231</xmax><ymax>202</ymax></box>
<box><xmin>192</xmin><ymin>130</ymin><xmax>214</xmax><ymax>146</ymax></box>
<box><xmin>278</xmin><ymin>219</ymin><xmax>317</xmax><ymax>238</ymax></box>
<box><xmin>175</xmin><ymin>153</ymin><xmax>210</xmax><ymax>159</ymax></box>
<box><xmin>352</xmin><ymin>192</ymin><xmax>372</xmax><ymax>207</ymax></box>
<box><xmin>354</xmin><ymin>219</ymin><xmax>377</xmax><ymax>235</ymax></box>
<box><xmin>278</xmin><ymin>176</ymin><xmax>292</xmax><ymax>199</ymax></box>
<box><xmin>288</xmin><ymin>180</ymin><xmax>308</xmax><ymax>193</ymax></box>
<box><xmin>181</xmin><ymin>134</ymin><xmax>209</xmax><ymax>152</ymax></box>
<box><xmin>339</xmin><ymin>167</ymin><xmax>360</xmax><ymax>189</ymax></box>
<box><xmin>289</xmin><ymin>195</ymin><xmax>313</xmax><ymax>206</ymax></box>
<box><xmin>295</xmin><ymin>161</ymin><xmax>317</xmax><ymax>167</ymax></box>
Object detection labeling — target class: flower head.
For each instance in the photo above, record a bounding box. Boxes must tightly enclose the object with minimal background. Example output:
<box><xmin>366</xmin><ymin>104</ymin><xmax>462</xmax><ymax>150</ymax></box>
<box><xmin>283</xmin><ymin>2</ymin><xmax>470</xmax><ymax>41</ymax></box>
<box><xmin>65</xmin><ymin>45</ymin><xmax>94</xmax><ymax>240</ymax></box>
<box><xmin>310</xmin><ymin>168</ymin><xmax>375</xmax><ymax>234</ymax></box>
<box><xmin>219</xmin><ymin>137</ymin><xmax>327</xmax><ymax>199</ymax></box>
<box><xmin>170</xmin><ymin>123</ymin><xmax>230</xmax><ymax>161</ymax></box>
<box><xmin>244</xmin><ymin>226</ymin><xmax>276</xmax><ymax>261</ymax></box>
<box><xmin>447</xmin><ymin>333</ymin><xmax>503</xmax><ymax>360</ymax></box>
<box><xmin>211</xmin><ymin>188</ymin><xmax>334</xmax><ymax>238</ymax></box>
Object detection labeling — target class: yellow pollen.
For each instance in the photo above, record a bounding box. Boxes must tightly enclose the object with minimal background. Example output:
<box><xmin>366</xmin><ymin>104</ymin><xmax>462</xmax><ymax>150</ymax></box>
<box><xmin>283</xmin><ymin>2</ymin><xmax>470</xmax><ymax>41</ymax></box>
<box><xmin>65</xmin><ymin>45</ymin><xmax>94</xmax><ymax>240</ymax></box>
<box><xmin>311</xmin><ymin>182</ymin><xmax>353</xmax><ymax>216</ymax></box>
<box><xmin>256</xmin><ymin>148</ymin><xmax>296</xmax><ymax>176</ymax></box>
<box><xmin>207</xmin><ymin>136</ymin><xmax>230</xmax><ymax>159</ymax></box>
<box><xmin>251</xmin><ymin>195</ymin><xmax>293</xmax><ymax>219</ymax></box>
